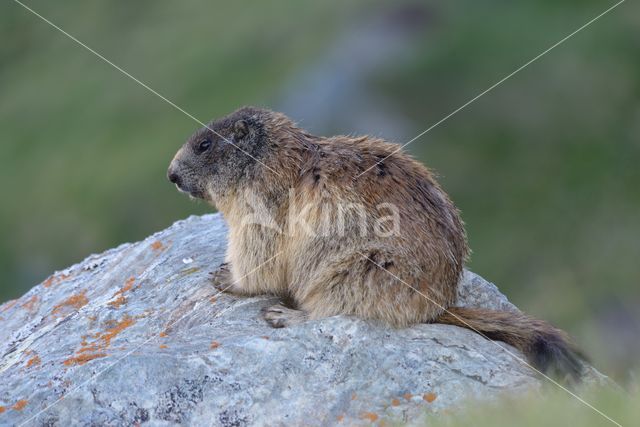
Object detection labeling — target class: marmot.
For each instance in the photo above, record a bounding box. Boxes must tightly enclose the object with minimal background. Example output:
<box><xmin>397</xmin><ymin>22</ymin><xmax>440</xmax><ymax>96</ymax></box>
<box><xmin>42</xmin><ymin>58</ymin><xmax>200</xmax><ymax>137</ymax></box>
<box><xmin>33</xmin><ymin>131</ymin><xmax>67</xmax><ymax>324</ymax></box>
<box><xmin>167</xmin><ymin>106</ymin><xmax>584</xmax><ymax>381</ymax></box>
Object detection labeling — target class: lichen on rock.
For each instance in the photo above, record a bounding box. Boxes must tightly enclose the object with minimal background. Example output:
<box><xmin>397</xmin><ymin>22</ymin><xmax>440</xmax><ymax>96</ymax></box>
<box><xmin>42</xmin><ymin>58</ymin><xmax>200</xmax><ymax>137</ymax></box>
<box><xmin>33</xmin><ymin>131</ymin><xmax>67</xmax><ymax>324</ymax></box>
<box><xmin>0</xmin><ymin>214</ymin><xmax>609</xmax><ymax>426</ymax></box>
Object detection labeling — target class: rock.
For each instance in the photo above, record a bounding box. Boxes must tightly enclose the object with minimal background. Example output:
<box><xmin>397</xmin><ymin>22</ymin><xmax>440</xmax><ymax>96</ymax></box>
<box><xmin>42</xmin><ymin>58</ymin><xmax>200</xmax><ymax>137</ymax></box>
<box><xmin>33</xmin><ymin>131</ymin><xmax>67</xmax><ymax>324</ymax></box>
<box><xmin>0</xmin><ymin>214</ymin><xmax>609</xmax><ymax>426</ymax></box>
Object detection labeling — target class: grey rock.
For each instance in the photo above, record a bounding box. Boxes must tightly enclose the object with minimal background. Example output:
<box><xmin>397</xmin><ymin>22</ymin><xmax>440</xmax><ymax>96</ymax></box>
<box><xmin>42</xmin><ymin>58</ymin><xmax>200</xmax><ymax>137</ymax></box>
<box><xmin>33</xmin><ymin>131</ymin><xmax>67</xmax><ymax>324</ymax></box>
<box><xmin>0</xmin><ymin>214</ymin><xmax>608</xmax><ymax>426</ymax></box>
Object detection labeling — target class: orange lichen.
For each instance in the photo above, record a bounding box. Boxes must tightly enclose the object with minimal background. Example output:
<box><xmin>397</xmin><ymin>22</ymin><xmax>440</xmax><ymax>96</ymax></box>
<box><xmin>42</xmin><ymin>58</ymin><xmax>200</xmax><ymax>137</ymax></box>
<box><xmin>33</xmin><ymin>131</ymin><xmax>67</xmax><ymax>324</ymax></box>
<box><xmin>21</xmin><ymin>295</ymin><xmax>39</xmax><ymax>311</ymax></box>
<box><xmin>403</xmin><ymin>393</ymin><xmax>413</xmax><ymax>401</ymax></box>
<box><xmin>63</xmin><ymin>316</ymin><xmax>135</xmax><ymax>366</ymax></box>
<box><xmin>63</xmin><ymin>353</ymin><xmax>107</xmax><ymax>366</ymax></box>
<box><xmin>159</xmin><ymin>331</ymin><xmax>168</xmax><ymax>338</ymax></box>
<box><xmin>123</xmin><ymin>277</ymin><xmax>135</xmax><ymax>291</ymax></box>
<box><xmin>26</xmin><ymin>355</ymin><xmax>41</xmax><ymax>368</ymax></box>
<box><xmin>108</xmin><ymin>277</ymin><xmax>136</xmax><ymax>308</ymax></box>
<box><xmin>209</xmin><ymin>296</ymin><xmax>217</xmax><ymax>303</ymax></box>
<box><xmin>101</xmin><ymin>317</ymin><xmax>135</xmax><ymax>347</ymax></box>
<box><xmin>0</xmin><ymin>406</ymin><xmax>5</xmax><ymax>413</ymax></box>
<box><xmin>159</xmin><ymin>344</ymin><xmax>168</xmax><ymax>349</ymax></box>
<box><xmin>210</xmin><ymin>341</ymin><xmax>220</xmax><ymax>349</ymax></box>
<box><xmin>336</xmin><ymin>415</ymin><xmax>344</xmax><ymax>422</ymax></box>
<box><xmin>43</xmin><ymin>273</ymin><xmax>70</xmax><ymax>288</ymax></box>
<box><xmin>52</xmin><ymin>291</ymin><xmax>88</xmax><ymax>316</ymax></box>
<box><xmin>150</xmin><ymin>241</ymin><xmax>164</xmax><ymax>251</ymax></box>
<box><xmin>423</xmin><ymin>392</ymin><xmax>437</xmax><ymax>403</ymax></box>
<box><xmin>12</xmin><ymin>400</ymin><xmax>28</xmax><ymax>411</ymax></box>
<box><xmin>77</xmin><ymin>343</ymin><xmax>99</xmax><ymax>354</ymax></box>
<box><xmin>108</xmin><ymin>295</ymin><xmax>126</xmax><ymax>308</ymax></box>
<box><xmin>361</xmin><ymin>412</ymin><xmax>378</xmax><ymax>422</ymax></box>
<box><xmin>1</xmin><ymin>299</ymin><xmax>18</xmax><ymax>313</ymax></box>
<box><xmin>391</xmin><ymin>398</ymin><xmax>400</xmax><ymax>407</ymax></box>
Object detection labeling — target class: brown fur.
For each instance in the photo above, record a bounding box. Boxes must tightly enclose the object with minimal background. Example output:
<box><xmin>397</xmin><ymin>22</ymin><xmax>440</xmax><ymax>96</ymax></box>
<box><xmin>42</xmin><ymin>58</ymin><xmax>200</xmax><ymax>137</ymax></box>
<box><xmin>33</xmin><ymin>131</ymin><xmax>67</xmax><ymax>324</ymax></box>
<box><xmin>168</xmin><ymin>106</ymin><xmax>584</xmax><ymax>382</ymax></box>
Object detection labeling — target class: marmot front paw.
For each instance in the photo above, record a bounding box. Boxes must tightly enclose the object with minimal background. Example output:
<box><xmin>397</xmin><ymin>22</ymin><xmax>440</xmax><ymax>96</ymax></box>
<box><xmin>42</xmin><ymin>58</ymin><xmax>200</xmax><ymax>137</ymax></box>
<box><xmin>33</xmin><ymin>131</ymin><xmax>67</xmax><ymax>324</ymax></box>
<box><xmin>262</xmin><ymin>304</ymin><xmax>308</xmax><ymax>328</ymax></box>
<box><xmin>209</xmin><ymin>262</ymin><xmax>234</xmax><ymax>293</ymax></box>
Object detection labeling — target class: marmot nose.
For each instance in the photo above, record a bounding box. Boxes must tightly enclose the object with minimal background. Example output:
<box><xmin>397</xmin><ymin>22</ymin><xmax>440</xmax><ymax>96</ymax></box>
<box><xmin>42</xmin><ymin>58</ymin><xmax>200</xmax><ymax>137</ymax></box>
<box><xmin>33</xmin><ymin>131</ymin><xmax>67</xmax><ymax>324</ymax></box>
<box><xmin>167</xmin><ymin>170</ymin><xmax>181</xmax><ymax>185</ymax></box>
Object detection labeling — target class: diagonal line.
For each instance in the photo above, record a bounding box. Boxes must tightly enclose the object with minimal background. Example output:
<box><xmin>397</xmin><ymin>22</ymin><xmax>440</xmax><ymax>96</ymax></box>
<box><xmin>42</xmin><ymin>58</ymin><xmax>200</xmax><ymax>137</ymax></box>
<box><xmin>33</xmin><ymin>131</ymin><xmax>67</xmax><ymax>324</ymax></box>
<box><xmin>356</xmin><ymin>0</ymin><xmax>627</xmax><ymax>178</ymax></box>
<box><xmin>12</xmin><ymin>0</ymin><xmax>280</xmax><ymax>177</ymax></box>
<box><xmin>17</xmin><ymin>251</ymin><xmax>283</xmax><ymax>427</ymax></box>
<box><xmin>356</xmin><ymin>252</ymin><xmax>622</xmax><ymax>427</ymax></box>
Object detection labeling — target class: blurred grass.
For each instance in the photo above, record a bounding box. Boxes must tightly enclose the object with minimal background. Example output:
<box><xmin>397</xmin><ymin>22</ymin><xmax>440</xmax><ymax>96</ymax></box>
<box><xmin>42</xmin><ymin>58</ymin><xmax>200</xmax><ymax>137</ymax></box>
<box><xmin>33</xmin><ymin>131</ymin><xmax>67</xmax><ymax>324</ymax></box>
<box><xmin>425</xmin><ymin>379</ymin><xmax>638</xmax><ymax>427</ymax></box>
<box><xmin>1</xmin><ymin>0</ymin><xmax>638</xmax><ymax>388</ymax></box>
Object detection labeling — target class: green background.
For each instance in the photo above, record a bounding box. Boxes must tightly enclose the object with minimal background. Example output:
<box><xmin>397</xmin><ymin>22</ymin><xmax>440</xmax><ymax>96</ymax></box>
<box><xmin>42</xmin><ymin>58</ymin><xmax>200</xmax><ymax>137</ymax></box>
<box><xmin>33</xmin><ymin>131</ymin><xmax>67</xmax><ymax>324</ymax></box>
<box><xmin>1</xmin><ymin>0</ymin><xmax>638</xmax><ymax>409</ymax></box>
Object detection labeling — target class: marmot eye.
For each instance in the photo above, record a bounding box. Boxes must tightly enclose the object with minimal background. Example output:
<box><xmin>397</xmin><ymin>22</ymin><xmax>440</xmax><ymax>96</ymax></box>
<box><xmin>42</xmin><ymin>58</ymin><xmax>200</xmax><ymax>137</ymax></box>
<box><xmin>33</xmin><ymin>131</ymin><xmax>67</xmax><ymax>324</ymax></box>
<box><xmin>197</xmin><ymin>139</ymin><xmax>212</xmax><ymax>153</ymax></box>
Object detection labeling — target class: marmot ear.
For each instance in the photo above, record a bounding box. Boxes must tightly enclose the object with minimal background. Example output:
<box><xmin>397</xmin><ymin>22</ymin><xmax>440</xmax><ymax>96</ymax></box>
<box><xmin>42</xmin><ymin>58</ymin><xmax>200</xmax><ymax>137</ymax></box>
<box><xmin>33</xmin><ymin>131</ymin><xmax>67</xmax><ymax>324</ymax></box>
<box><xmin>233</xmin><ymin>120</ymin><xmax>249</xmax><ymax>140</ymax></box>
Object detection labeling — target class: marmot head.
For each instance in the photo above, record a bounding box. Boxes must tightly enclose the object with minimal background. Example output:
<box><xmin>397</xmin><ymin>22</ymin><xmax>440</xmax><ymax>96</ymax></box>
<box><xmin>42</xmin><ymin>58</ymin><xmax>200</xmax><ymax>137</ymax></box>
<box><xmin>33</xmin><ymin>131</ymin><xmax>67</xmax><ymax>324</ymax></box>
<box><xmin>167</xmin><ymin>106</ymin><xmax>276</xmax><ymax>204</ymax></box>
